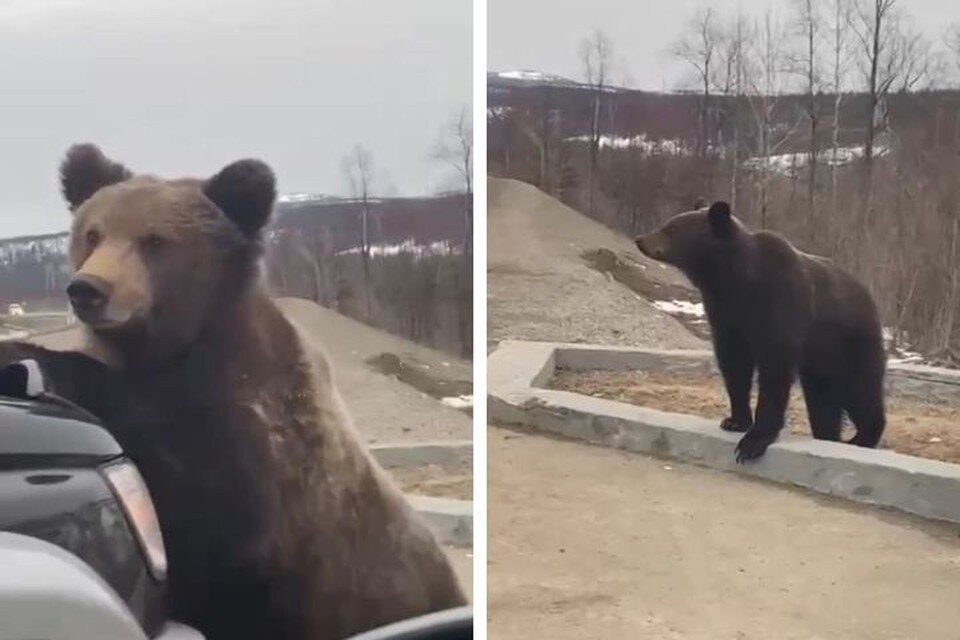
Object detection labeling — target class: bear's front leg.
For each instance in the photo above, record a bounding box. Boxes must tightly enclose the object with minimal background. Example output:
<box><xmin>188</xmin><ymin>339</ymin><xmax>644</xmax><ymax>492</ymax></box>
<box><xmin>735</xmin><ymin>353</ymin><xmax>795</xmax><ymax>463</ymax></box>
<box><xmin>713</xmin><ymin>330</ymin><xmax>755</xmax><ymax>433</ymax></box>
<box><xmin>0</xmin><ymin>341</ymin><xmax>113</xmax><ymax>417</ymax></box>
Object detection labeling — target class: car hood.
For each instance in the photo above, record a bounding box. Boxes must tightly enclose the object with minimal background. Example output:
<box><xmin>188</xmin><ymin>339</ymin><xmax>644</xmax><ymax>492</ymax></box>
<box><xmin>0</xmin><ymin>397</ymin><xmax>120</xmax><ymax>463</ymax></box>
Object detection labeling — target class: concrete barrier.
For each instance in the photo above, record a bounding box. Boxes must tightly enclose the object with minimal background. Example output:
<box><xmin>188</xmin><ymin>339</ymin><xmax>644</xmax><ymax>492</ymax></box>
<box><xmin>370</xmin><ymin>440</ymin><xmax>472</xmax><ymax>469</ymax></box>
<box><xmin>488</xmin><ymin>340</ymin><xmax>960</xmax><ymax>525</ymax></box>
<box><xmin>408</xmin><ymin>495</ymin><xmax>472</xmax><ymax>548</ymax></box>
<box><xmin>367</xmin><ymin>441</ymin><xmax>473</xmax><ymax>547</ymax></box>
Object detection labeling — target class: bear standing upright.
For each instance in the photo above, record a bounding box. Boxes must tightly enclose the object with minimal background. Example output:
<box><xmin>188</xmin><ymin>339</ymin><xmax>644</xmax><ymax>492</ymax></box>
<box><xmin>635</xmin><ymin>201</ymin><xmax>886</xmax><ymax>463</ymax></box>
<box><xmin>0</xmin><ymin>144</ymin><xmax>466</xmax><ymax>639</ymax></box>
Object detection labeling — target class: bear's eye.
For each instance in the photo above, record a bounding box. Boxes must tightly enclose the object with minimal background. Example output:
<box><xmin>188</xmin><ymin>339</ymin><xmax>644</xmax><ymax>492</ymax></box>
<box><xmin>141</xmin><ymin>234</ymin><xmax>169</xmax><ymax>251</ymax></box>
<box><xmin>85</xmin><ymin>229</ymin><xmax>101</xmax><ymax>249</ymax></box>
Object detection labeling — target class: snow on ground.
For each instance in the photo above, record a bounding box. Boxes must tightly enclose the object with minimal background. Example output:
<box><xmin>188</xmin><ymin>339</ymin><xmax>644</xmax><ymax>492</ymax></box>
<box><xmin>336</xmin><ymin>239</ymin><xmax>459</xmax><ymax>258</ymax></box>
<box><xmin>440</xmin><ymin>394</ymin><xmax>473</xmax><ymax>410</ymax></box>
<box><xmin>492</xmin><ymin>70</ymin><xmax>622</xmax><ymax>92</ymax></box>
<box><xmin>496</xmin><ymin>70</ymin><xmax>556</xmax><ymax>82</ymax></box>
<box><xmin>566</xmin><ymin>134</ymin><xmax>687</xmax><ymax>154</ymax></box>
<box><xmin>743</xmin><ymin>145</ymin><xmax>890</xmax><ymax>176</ymax></box>
<box><xmin>883</xmin><ymin>326</ymin><xmax>928</xmax><ymax>365</ymax></box>
<box><xmin>652</xmin><ymin>299</ymin><xmax>705</xmax><ymax>318</ymax></box>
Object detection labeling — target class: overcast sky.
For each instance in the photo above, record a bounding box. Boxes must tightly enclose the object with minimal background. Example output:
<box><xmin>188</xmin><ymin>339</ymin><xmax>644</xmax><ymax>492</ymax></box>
<box><xmin>489</xmin><ymin>0</ymin><xmax>960</xmax><ymax>90</ymax></box>
<box><xmin>0</xmin><ymin>0</ymin><xmax>471</xmax><ymax>238</ymax></box>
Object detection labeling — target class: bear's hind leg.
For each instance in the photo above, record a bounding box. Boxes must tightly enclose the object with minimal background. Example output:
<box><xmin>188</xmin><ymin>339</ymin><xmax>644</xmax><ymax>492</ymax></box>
<box><xmin>800</xmin><ymin>371</ymin><xmax>843</xmax><ymax>441</ymax></box>
<box><xmin>713</xmin><ymin>330</ymin><xmax>755</xmax><ymax>433</ymax></box>
<box><xmin>842</xmin><ymin>377</ymin><xmax>886</xmax><ymax>448</ymax></box>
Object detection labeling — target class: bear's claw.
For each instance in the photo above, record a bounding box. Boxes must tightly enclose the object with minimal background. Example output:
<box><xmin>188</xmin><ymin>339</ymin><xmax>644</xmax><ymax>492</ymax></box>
<box><xmin>735</xmin><ymin>429</ymin><xmax>777</xmax><ymax>464</ymax></box>
<box><xmin>720</xmin><ymin>417</ymin><xmax>751</xmax><ymax>433</ymax></box>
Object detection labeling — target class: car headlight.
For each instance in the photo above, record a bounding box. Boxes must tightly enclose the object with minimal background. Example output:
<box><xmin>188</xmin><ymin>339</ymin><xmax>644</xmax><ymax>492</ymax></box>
<box><xmin>100</xmin><ymin>459</ymin><xmax>168</xmax><ymax>581</ymax></box>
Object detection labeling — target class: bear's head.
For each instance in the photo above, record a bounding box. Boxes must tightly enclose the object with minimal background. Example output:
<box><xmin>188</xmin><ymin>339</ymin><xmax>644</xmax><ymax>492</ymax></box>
<box><xmin>634</xmin><ymin>200</ymin><xmax>745</xmax><ymax>284</ymax></box>
<box><xmin>60</xmin><ymin>143</ymin><xmax>276</xmax><ymax>363</ymax></box>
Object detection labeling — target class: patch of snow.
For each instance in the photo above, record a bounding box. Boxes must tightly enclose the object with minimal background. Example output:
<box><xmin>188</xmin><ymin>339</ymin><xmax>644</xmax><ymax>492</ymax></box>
<box><xmin>653</xmin><ymin>299</ymin><xmax>705</xmax><ymax>318</ymax></box>
<box><xmin>277</xmin><ymin>192</ymin><xmax>321</xmax><ymax>204</ymax></box>
<box><xmin>744</xmin><ymin>145</ymin><xmax>890</xmax><ymax>176</ymax></box>
<box><xmin>883</xmin><ymin>326</ymin><xmax>930</xmax><ymax>365</ymax></box>
<box><xmin>566</xmin><ymin>134</ymin><xmax>687</xmax><ymax>154</ymax></box>
<box><xmin>441</xmin><ymin>394</ymin><xmax>473</xmax><ymax>410</ymax></box>
<box><xmin>336</xmin><ymin>240</ymin><xmax>459</xmax><ymax>258</ymax></box>
<box><xmin>497</xmin><ymin>70</ymin><xmax>551</xmax><ymax>81</ymax></box>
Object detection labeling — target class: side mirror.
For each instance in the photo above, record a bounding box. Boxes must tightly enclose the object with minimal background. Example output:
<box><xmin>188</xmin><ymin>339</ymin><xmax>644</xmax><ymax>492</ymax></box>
<box><xmin>0</xmin><ymin>359</ymin><xmax>46</xmax><ymax>399</ymax></box>
<box><xmin>345</xmin><ymin>606</ymin><xmax>473</xmax><ymax>640</ymax></box>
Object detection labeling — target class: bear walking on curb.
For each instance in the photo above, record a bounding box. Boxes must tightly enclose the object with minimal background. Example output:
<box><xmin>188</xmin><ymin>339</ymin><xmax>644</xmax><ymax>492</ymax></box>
<box><xmin>635</xmin><ymin>201</ymin><xmax>886</xmax><ymax>463</ymax></box>
<box><xmin>0</xmin><ymin>144</ymin><xmax>466</xmax><ymax>639</ymax></box>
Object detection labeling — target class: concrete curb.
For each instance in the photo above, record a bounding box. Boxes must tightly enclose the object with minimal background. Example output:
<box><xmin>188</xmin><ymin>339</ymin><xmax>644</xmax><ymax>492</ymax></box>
<box><xmin>407</xmin><ymin>495</ymin><xmax>472</xmax><ymax>548</ymax></box>
<box><xmin>488</xmin><ymin>340</ymin><xmax>960</xmax><ymax>525</ymax></box>
<box><xmin>370</xmin><ymin>440</ymin><xmax>472</xmax><ymax>469</ymax></box>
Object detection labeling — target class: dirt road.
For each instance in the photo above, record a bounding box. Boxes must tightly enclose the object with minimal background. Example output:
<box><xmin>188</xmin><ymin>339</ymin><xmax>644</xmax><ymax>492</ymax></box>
<box><xmin>448</xmin><ymin>547</ymin><xmax>473</xmax><ymax>600</ymax></box>
<box><xmin>488</xmin><ymin>426</ymin><xmax>960</xmax><ymax>639</ymax></box>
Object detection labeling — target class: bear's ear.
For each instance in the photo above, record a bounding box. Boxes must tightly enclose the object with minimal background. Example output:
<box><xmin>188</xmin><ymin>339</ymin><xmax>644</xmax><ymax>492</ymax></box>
<box><xmin>203</xmin><ymin>159</ymin><xmax>276</xmax><ymax>237</ymax></box>
<box><xmin>60</xmin><ymin>144</ymin><xmax>133</xmax><ymax>211</ymax></box>
<box><xmin>707</xmin><ymin>201</ymin><xmax>733</xmax><ymax>237</ymax></box>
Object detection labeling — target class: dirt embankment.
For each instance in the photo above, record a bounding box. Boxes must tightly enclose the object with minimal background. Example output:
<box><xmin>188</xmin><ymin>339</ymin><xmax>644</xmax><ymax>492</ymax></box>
<box><xmin>487</xmin><ymin>178</ymin><xmax>704</xmax><ymax>351</ymax></box>
<box><xmin>553</xmin><ymin>369</ymin><xmax>960</xmax><ymax>464</ymax></box>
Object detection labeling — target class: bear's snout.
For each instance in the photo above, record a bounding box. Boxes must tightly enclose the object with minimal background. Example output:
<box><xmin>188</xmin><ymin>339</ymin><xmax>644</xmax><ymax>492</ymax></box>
<box><xmin>67</xmin><ymin>274</ymin><xmax>112</xmax><ymax>323</ymax></box>
<box><xmin>635</xmin><ymin>234</ymin><xmax>665</xmax><ymax>260</ymax></box>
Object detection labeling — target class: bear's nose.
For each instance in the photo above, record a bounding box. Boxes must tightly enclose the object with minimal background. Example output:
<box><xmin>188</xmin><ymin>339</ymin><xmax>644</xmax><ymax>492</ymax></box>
<box><xmin>66</xmin><ymin>275</ymin><xmax>111</xmax><ymax>313</ymax></box>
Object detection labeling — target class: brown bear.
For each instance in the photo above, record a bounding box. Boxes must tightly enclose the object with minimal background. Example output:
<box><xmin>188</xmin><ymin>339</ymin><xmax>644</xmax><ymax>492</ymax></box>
<box><xmin>635</xmin><ymin>201</ymin><xmax>886</xmax><ymax>463</ymax></box>
<box><xmin>0</xmin><ymin>144</ymin><xmax>466</xmax><ymax>639</ymax></box>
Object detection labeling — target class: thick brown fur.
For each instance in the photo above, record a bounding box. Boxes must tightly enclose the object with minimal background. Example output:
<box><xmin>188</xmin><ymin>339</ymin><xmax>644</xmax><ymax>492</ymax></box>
<box><xmin>1</xmin><ymin>144</ymin><xmax>465</xmax><ymax>639</ymax></box>
<box><xmin>635</xmin><ymin>201</ymin><xmax>886</xmax><ymax>463</ymax></box>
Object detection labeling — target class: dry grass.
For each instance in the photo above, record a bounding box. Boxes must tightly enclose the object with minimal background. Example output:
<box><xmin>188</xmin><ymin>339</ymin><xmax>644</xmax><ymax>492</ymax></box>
<box><xmin>551</xmin><ymin>369</ymin><xmax>960</xmax><ymax>464</ymax></box>
<box><xmin>391</xmin><ymin>462</ymin><xmax>472</xmax><ymax>500</ymax></box>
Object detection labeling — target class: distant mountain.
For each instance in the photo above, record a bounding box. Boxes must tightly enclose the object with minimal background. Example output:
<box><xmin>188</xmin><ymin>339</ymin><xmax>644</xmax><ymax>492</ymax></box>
<box><xmin>489</xmin><ymin>68</ymin><xmax>960</xmax><ymax>156</ymax></box>
<box><xmin>0</xmin><ymin>192</ymin><xmax>469</xmax><ymax>306</ymax></box>
<box><xmin>488</xmin><ymin>70</ymin><xmax>630</xmax><ymax>92</ymax></box>
<box><xmin>271</xmin><ymin>192</ymin><xmax>468</xmax><ymax>253</ymax></box>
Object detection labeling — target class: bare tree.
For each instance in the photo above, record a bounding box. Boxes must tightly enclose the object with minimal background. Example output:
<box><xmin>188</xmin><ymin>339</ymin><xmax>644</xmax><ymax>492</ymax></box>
<box><xmin>792</xmin><ymin>0</ymin><xmax>822</xmax><ymax>243</ymax></box>
<box><xmin>298</xmin><ymin>228</ymin><xmax>337</xmax><ymax>309</ymax></box>
<box><xmin>744</xmin><ymin>10</ymin><xmax>799</xmax><ymax>229</ymax></box>
<box><xmin>849</xmin><ymin>0</ymin><xmax>934</xmax><ymax>238</ymax></box>
<box><xmin>850</xmin><ymin>0</ymin><xmax>896</xmax><ymax>168</ymax></box>
<box><xmin>948</xmin><ymin>23</ymin><xmax>960</xmax><ymax>81</ymax></box>
<box><xmin>432</xmin><ymin>106</ymin><xmax>474</xmax><ymax>358</ymax></box>
<box><xmin>828</xmin><ymin>0</ymin><xmax>852</xmax><ymax>224</ymax></box>
<box><xmin>850</xmin><ymin>1</ymin><xmax>932</xmax><ymax>161</ymax></box>
<box><xmin>716</xmin><ymin>10</ymin><xmax>749</xmax><ymax>211</ymax></box>
<box><xmin>672</xmin><ymin>8</ymin><xmax>720</xmax><ymax>163</ymax></box>
<box><xmin>433</xmin><ymin>107</ymin><xmax>473</xmax><ymax>255</ymax></box>
<box><xmin>580</xmin><ymin>29</ymin><xmax>613</xmax><ymax>216</ymax></box>
<box><xmin>341</xmin><ymin>144</ymin><xmax>375</xmax><ymax>320</ymax></box>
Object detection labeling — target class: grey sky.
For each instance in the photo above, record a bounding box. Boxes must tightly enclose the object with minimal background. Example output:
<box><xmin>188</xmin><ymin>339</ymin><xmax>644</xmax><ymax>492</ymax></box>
<box><xmin>0</xmin><ymin>0</ymin><xmax>471</xmax><ymax>237</ymax></box>
<box><xmin>489</xmin><ymin>0</ymin><xmax>960</xmax><ymax>90</ymax></box>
